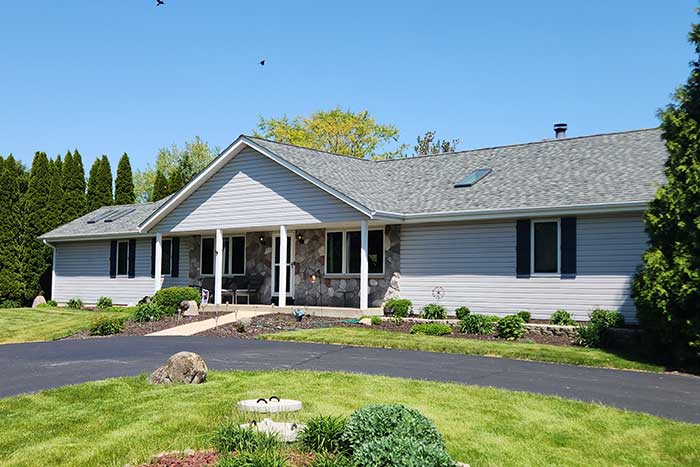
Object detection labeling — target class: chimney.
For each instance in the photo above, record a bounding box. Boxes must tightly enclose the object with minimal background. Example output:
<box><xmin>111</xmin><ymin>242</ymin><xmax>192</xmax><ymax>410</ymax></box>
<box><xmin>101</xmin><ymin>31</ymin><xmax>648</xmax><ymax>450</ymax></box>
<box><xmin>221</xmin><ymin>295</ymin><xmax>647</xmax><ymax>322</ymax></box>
<box><xmin>554</xmin><ymin>123</ymin><xmax>567</xmax><ymax>139</ymax></box>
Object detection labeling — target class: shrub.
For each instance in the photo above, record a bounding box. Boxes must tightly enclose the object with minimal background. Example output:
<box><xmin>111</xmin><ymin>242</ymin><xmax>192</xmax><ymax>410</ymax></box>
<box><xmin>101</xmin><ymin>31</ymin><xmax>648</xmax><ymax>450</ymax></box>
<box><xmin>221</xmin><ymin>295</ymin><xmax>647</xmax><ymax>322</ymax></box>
<box><xmin>576</xmin><ymin>322</ymin><xmax>603</xmax><ymax>348</ymax></box>
<box><xmin>152</xmin><ymin>286</ymin><xmax>201</xmax><ymax>314</ymax></box>
<box><xmin>299</xmin><ymin>415</ymin><xmax>348</xmax><ymax>454</ymax></box>
<box><xmin>0</xmin><ymin>300</ymin><xmax>20</xmax><ymax>308</ymax></box>
<box><xmin>391</xmin><ymin>315</ymin><xmax>403</xmax><ymax>325</ymax></box>
<box><xmin>576</xmin><ymin>309</ymin><xmax>625</xmax><ymax>348</ymax></box>
<box><xmin>134</xmin><ymin>303</ymin><xmax>166</xmax><ymax>323</ymax></box>
<box><xmin>420</xmin><ymin>303</ymin><xmax>447</xmax><ymax>319</ymax></box>
<box><xmin>217</xmin><ymin>450</ymin><xmax>288</xmax><ymax>467</ymax></box>
<box><xmin>515</xmin><ymin>310</ymin><xmax>531</xmax><ymax>323</ymax></box>
<box><xmin>89</xmin><ymin>314</ymin><xmax>127</xmax><ymax>336</ymax></box>
<box><xmin>410</xmin><ymin>323</ymin><xmax>452</xmax><ymax>336</ymax></box>
<box><xmin>95</xmin><ymin>296</ymin><xmax>113</xmax><ymax>310</ymax></box>
<box><xmin>383</xmin><ymin>298</ymin><xmax>412</xmax><ymax>318</ymax></box>
<box><xmin>309</xmin><ymin>452</ymin><xmax>355</xmax><ymax>467</ymax></box>
<box><xmin>455</xmin><ymin>306</ymin><xmax>470</xmax><ymax>320</ymax></box>
<box><xmin>590</xmin><ymin>309</ymin><xmax>624</xmax><ymax>328</ymax></box>
<box><xmin>66</xmin><ymin>297</ymin><xmax>83</xmax><ymax>309</ymax></box>
<box><xmin>352</xmin><ymin>434</ymin><xmax>455</xmax><ymax>467</ymax></box>
<box><xmin>342</xmin><ymin>404</ymin><xmax>445</xmax><ymax>452</ymax></box>
<box><xmin>550</xmin><ymin>309</ymin><xmax>575</xmax><ymax>326</ymax></box>
<box><xmin>497</xmin><ymin>315</ymin><xmax>526</xmax><ymax>340</ymax></box>
<box><xmin>370</xmin><ymin>316</ymin><xmax>381</xmax><ymax>325</ymax></box>
<box><xmin>459</xmin><ymin>314</ymin><xmax>499</xmax><ymax>334</ymax></box>
<box><xmin>46</xmin><ymin>300</ymin><xmax>58</xmax><ymax>307</ymax></box>
<box><xmin>213</xmin><ymin>422</ymin><xmax>280</xmax><ymax>455</ymax></box>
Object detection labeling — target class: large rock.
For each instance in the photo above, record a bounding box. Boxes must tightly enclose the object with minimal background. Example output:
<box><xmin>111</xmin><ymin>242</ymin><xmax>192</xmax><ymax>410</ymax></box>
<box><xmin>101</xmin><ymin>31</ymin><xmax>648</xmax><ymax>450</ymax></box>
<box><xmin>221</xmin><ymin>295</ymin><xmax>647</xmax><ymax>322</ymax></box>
<box><xmin>181</xmin><ymin>300</ymin><xmax>199</xmax><ymax>316</ymax></box>
<box><xmin>148</xmin><ymin>351</ymin><xmax>208</xmax><ymax>385</ymax></box>
<box><xmin>31</xmin><ymin>296</ymin><xmax>46</xmax><ymax>308</ymax></box>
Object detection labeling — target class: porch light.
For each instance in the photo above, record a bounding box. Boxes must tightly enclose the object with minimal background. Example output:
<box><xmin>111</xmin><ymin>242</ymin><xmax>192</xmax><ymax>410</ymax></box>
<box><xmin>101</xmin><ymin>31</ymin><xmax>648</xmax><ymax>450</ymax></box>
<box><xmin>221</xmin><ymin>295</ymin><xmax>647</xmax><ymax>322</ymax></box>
<box><xmin>259</xmin><ymin>235</ymin><xmax>265</xmax><ymax>245</ymax></box>
<box><xmin>297</xmin><ymin>232</ymin><xmax>304</xmax><ymax>242</ymax></box>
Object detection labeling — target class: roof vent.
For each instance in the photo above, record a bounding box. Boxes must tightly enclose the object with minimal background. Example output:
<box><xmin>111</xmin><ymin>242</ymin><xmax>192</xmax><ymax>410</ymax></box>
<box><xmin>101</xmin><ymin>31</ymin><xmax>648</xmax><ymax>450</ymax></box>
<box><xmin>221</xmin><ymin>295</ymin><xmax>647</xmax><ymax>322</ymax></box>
<box><xmin>554</xmin><ymin>123</ymin><xmax>567</xmax><ymax>139</ymax></box>
<box><xmin>454</xmin><ymin>168</ymin><xmax>492</xmax><ymax>188</ymax></box>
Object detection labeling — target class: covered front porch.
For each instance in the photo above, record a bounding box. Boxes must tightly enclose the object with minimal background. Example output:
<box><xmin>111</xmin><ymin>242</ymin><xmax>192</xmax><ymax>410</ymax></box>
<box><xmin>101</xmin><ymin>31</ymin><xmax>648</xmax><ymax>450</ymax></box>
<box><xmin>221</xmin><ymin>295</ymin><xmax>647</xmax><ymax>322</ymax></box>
<box><xmin>153</xmin><ymin>222</ymin><xmax>401</xmax><ymax>311</ymax></box>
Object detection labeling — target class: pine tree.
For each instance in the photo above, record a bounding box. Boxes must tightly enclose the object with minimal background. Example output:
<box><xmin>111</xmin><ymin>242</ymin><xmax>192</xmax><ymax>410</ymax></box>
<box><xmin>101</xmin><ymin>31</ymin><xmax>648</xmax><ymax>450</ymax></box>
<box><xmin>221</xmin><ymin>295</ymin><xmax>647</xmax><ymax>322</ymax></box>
<box><xmin>62</xmin><ymin>150</ymin><xmax>86</xmax><ymax>222</ymax></box>
<box><xmin>167</xmin><ymin>166</ymin><xmax>185</xmax><ymax>195</ymax></box>
<box><xmin>0</xmin><ymin>156</ymin><xmax>24</xmax><ymax>302</ymax></box>
<box><xmin>115</xmin><ymin>153</ymin><xmax>135</xmax><ymax>205</ymax></box>
<box><xmin>632</xmin><ymin>12</ymin><xmax>700</xmax><ymax>365</ymax></box>
<box><xmin>101</xmin><ymin>155</ymin><xmax>113</xmax><ymax>206</ymax></box>
<box><xmin>86</xmin><ymin>156</ymin><xmax>113</xmax><ymax>211</ymax></box>
<box><xmin>47</xmin><ymin>155</ymin><xmax>65</xmax><ymax>232</ymax></box>
<box><xmin>21</xmin><ymin>152</ymin><xmax>52</xmax><ymax>301</ymax></box>
<box><xmin>151</xmin><ymin>169</ymin><xmax>169</xmax><ymax>202</ymax></box>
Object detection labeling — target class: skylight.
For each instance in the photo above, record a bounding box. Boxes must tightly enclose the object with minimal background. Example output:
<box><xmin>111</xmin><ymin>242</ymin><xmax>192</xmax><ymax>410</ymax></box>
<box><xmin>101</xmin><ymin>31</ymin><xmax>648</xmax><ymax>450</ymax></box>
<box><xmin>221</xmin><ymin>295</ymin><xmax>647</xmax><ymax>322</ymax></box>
<box><xmin>454</xmin><ymin>168</ymin><xmax>492</xmax><ymax>188</ymax></box>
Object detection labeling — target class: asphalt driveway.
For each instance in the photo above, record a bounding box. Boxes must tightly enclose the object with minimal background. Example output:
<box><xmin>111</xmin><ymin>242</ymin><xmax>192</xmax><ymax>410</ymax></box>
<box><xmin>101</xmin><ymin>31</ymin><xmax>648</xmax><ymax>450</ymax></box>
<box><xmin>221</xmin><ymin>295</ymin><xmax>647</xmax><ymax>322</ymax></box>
<box><xmin>1</xmin><ymin>336</ymin><xmax>699</xmax><ymax>423</ymax></box>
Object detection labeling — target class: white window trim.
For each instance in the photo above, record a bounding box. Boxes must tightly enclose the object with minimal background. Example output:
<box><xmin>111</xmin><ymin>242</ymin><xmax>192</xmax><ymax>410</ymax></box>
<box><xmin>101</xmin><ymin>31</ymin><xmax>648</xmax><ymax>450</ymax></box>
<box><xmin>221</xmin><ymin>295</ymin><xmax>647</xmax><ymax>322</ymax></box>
<box><xmin>116</xmin><ymin>240</ymin><xmax>130</xmax><ymax>277</ymax></box>
<box><xmin>530</xmin><ymin>218</ymin><xmax>561</xmax><ymax>276</ymax></box>
<box><xmin>271</xmin><ymin>232</ymin><xmax>295</xmax><ymax>297</ymax></box>
<box><xmin>200</xmin><ymin>235</ymin><xmax>246</xmax><ymax>277</ymax></box>
<box><xmin>324</xmin><ymin>229</ymin><xmax>385</xmax><ymax>278</ymax></box>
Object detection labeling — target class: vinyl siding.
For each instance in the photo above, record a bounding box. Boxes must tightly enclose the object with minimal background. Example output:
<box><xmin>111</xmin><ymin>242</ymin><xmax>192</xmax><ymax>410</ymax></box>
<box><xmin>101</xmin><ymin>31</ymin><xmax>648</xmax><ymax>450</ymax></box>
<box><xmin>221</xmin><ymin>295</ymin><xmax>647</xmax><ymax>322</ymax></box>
<box><xmin>154</xmin><ymin>148</ymin><xmax>366</xmax><ymax>233</ymax></box>
<box><xmin>400</xmin><ymin>214</ymin><xmax>647</xmax><ymax>322</ymax></box>
<box><xmin>53</xmin><ymin>237</ymin><xmax>190</xmax><ymax>305</ymax></box>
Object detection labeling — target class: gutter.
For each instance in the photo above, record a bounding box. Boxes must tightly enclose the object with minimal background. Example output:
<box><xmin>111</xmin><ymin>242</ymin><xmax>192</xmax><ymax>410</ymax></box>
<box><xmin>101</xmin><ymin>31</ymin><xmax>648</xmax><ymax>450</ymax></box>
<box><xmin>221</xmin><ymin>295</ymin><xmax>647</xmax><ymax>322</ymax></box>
<box><xmin>39</xmin><ymin>231</ymin><xmax>155</xmax><ymax>243</ymax></box>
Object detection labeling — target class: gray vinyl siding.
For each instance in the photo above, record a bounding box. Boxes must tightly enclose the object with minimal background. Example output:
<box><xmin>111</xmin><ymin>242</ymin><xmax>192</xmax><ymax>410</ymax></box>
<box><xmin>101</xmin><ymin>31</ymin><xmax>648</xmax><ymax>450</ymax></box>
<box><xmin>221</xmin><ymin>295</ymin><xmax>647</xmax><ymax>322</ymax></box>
<box><xmin>400</xmin><ymin>214</ymin><xmax>647</xmax><ymax>322</ymax></box>
<box><xmin>53</xmin><ymin>237</ymin><xmax>190</xmax><ymax>305</ymax></box>
<box><xmin>154</xmin><ymin>148</ymin><xmax>366</xmax><ymax>233</ymax></box>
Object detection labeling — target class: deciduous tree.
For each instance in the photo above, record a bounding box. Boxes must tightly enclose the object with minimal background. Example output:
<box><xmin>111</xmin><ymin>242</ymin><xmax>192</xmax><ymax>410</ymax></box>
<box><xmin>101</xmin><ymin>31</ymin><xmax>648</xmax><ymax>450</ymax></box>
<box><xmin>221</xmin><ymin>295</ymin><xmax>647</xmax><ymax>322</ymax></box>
<box><xmin>414</xmin><ymin>131</ymin><xmax>459</xmax><ymax>155</ymax></box>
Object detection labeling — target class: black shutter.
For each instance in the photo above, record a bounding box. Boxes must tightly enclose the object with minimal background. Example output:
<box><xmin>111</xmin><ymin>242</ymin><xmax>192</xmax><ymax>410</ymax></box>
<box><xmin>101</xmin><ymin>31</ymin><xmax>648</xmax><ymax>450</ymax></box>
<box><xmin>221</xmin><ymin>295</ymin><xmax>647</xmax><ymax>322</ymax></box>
<box><xmin>171</xmin><ymin>237</ymin><xmax>180</xmax><ymax>278</ymax></box>
<box><xmin>151</xmin><ymin>238</ymin><xmax>156</xmax><ymax>278</ymax></box>
<box><xmin>128</xmin><ymin>239</ymin><xmax>136</xmax><ymax>278</ymax></box>
<box><xmin>561</xmin><ymin>217</ymin><xmax>577</xmax><ymax>276</ymax></box>
<box><xmin>109</xmin><ymin>240</ymin><xmax>117</xmax><ymax>278</ymax></box>
<box><xmin>516</xmin><ymin>220</ymin><xmax>531</xmax><ymax>278</ymax></box>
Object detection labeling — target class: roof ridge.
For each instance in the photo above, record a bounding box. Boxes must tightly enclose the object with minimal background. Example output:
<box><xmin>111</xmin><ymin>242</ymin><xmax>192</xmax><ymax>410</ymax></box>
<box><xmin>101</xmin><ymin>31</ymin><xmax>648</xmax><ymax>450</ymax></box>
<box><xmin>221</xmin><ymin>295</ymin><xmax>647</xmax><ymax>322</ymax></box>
<box><xmin>374</xmin><ymin>127</ymin><xmax>662</xmax><ymax>162</ymax></box>
<box><xmin>244</xmin><ymin>135</ymin><xmax>375</xmax><ymax>162</ymax></box>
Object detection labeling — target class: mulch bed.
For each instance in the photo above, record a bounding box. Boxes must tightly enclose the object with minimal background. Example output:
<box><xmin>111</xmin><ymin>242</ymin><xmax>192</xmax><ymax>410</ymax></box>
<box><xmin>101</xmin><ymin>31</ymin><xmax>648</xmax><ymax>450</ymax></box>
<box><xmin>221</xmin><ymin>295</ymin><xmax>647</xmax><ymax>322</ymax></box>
<box><xmin>131</xmin><ymin>450</ymin><xmax>218</xmax><ymax>467</ymax></box>
<box><xmin>66</xmin><ymin>313</ymin><xmax>213</xmax><ymax>340</ymax></box>
<box><xmin>196</xmin><ymin>313</ymin><xmax>574</xmax><ymax>346</ymax></box>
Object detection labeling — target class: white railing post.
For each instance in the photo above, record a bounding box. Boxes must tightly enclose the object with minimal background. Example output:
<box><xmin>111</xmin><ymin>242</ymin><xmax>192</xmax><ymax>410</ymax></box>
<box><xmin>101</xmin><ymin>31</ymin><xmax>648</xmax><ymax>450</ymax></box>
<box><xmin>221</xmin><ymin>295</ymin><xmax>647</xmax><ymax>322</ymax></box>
<box><xmin>360</xmin><ymin>220</ymin><xmax>369</xmax><ymax>310</ymax></box>
<box><xmin>215</xmin><ymin>229</ymin><xmax>223</xmax><ymax>305</ymax></box>
<box><xmin>154</xmin><ymin>233</ymin><xmax>162</xmax><ymax>294</ymax></box>
<box><xmin>278</xmin><ymin>225</ymin><xmax>287</xmax><ymax>307</ymax></box>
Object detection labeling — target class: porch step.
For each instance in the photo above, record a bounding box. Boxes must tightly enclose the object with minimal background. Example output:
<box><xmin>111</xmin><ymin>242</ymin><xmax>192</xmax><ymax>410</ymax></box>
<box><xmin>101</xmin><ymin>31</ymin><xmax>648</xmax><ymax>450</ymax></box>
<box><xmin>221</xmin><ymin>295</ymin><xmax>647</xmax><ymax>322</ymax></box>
<box><xmin>199</xmin><ymin>304</ymin><xmax>382</xmax><ymax>319</ymax></box>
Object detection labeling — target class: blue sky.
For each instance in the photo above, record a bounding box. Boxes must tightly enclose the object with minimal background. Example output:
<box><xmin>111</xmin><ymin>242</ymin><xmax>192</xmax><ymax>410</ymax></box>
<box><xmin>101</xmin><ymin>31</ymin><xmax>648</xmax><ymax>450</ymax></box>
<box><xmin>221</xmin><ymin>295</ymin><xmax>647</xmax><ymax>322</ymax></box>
<box><xmin>0</xmin><ymin>1</ymin><xmax>696</xmax><ymax>171</ymax></box>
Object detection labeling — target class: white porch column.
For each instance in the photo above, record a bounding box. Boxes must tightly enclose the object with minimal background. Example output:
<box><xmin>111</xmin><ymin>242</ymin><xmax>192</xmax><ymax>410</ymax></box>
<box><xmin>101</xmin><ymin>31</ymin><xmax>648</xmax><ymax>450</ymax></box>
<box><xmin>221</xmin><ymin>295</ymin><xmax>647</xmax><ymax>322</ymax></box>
<box><xmin>154</xmin><ymin>233</ymin><xmax>162</xmax><ymax>294</ymax></box>
<box><xmin>360</xmin><ymin>220</ymin><xmax>369</xmax><ymax>310</ymax></box>
<box><xmin>278</xmin><ymin>225</ymin><xmax>287</xmax><ymax>307</ymax></box>
<box><xmin>214</xmin><ymin>229</ymin><xmax>223</xmax><ymax>305</ymax></box>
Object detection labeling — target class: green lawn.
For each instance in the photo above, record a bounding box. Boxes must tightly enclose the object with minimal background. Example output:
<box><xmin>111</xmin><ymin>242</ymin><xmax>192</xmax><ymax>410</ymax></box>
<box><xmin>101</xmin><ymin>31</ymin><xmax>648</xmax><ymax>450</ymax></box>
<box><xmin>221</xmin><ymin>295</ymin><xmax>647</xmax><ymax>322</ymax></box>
<box><xmin>0</xmin><ymin>371</ymin><xmax>697</xmax><ymax>467</ymax></box>
<box><xmin>260</xmin><ymin>327</ymin><xmax>665</xmax><ymax>372</ymax></box>
<box><xmin>0</xmin><ymin>307</ymin><xmax>126</xmax><ymax>345</ymax></box>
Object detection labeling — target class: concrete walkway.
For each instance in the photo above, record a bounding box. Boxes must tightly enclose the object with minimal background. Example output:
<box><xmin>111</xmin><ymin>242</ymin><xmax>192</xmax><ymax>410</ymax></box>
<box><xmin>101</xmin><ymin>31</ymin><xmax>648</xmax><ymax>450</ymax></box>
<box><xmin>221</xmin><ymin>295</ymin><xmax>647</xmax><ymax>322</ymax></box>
<box><xmin>147</xmin><ymin>310</ymin><xmax>264</xmax><ymax>336</ymax></box>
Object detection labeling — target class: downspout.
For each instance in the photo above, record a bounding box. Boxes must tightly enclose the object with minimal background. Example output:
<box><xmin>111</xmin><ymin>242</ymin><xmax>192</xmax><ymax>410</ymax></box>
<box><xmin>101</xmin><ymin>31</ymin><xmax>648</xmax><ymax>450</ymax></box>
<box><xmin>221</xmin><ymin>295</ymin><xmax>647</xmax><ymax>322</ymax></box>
<box><xmin>43</xmin><ymin>240</ymin><xmax>56</xmax><ymax>301</ymax></box>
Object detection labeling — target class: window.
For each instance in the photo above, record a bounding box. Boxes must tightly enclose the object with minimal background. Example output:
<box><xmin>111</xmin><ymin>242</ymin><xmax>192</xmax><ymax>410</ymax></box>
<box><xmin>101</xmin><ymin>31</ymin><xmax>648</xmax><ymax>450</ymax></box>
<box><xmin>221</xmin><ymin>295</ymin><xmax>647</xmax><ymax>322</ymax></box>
<box><xmin>116</xmin><ymin>241</ymin><xmax>129</xmax><ymax>276</ymax></box>
<box><xmin>161</xmin><ymin>239</ymin><xmax>172</xmax><ymax>276</ymax></box>
<box><xmin>325</xmin><ymin>229</ymin><xmax>384</xmax><ymax>275</ymax></box>
<box><xmin>532</xmin><ymin>220</ymin><xmax>559</xmax><ymax>274</ymax></box>
<box><xmin>201</xmin><ymin>236</ymin><xmax>246</xmax><ymax>276</ymax></box>
<box><xmin>454</xmin><ymin>168</ymin><xmax>492</xmax><ymax>187</ymax></box>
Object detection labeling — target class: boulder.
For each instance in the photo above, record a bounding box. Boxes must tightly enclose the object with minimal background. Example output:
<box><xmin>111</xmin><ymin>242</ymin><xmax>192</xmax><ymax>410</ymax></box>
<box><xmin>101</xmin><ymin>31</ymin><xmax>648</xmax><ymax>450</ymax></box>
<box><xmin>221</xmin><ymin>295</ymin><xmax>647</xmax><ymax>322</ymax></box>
<box><xmin>31</xmin><ymin>296</ymin><xmax>46</xmax><ymax>308</ymax></box>
<box><xmin>359</xmin><ymin>317</ymin><xmax>373</xmax><ymax>326</ymax></box>
<box><xmin>181</xmin><ymin>300</ymin><xmax>199</xmax><ymax>316</ymax></box>
<box><xmin>148</xmin><ymin>351</ymin><xmax>208</xmax><ymax>385</ymax></box>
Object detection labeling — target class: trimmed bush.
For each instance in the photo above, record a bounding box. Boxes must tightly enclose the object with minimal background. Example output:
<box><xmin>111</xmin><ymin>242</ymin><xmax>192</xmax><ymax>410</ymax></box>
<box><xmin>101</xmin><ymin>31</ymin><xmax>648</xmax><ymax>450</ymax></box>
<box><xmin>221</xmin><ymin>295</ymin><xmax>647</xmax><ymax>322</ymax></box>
<box><xmin>515</xmin><ymin>310</ymin><xmax>531</xmax><ymax>323</ymax></box>
<box><xmin>342</xmin><ymin>404</ymin><xmax>445</xmax><ymax>452</ymax></box>
<box><xmin>576</xmin><ymin>309</ymin><xmax>625</xmax><ymax>348</ymax></box>
<box><xmin>134</xmin><ymin>303</ymin><xmax>166</xmax><ymax>323</ymax></box>
<box><xmin>217</xmin><ymin>450</ymin><xmax>289</xmax><ymax>467</ymax></box>
<box><xmin>455</xmin><ymin>306</ymin><xmax>470</xmax><ymax>320</ymax></box>
<box><xmin>309</xmin><ymin>452</ymin><xmax>355</xmax><ymax>467</ymax></box>
<box><xmin>213</xmin><ymin>422</ymin><xmax>279</xmax><ymax>455</ymax></box>
<box><xmin>95</xmin><ymin>296</ymin><xmax>113</xmax><ymax>310</ymax></box>
<box><xmin>383</xmin><ymin>298</ymin><xmax>411</xmax><ymax>318</ymax></box>
<box><xmin>420</xmin><ymin>303</ymin><xmax>447</xmax><ymax>319</ymax></box>
<box><xmin>590</xmin><ymin>309</ymin><xmax>624</xmax><ymax>328</ymax></box>
<box><xmin>497</xmin><ymin>315</ymin><xmax>526</xmax><ymax>340</ymax></box>
<box><xmin>89</xmin><ymin>314</ymin><xmax>127</xmax><ymax>336</ymax></box>
<box><xmin>46</xmin><ymin>300</ymin><xmax>58</xmax><ymax>307</ymax></box>
<box><xmin>0</xmin><ymin>300</ymin><xmax>20</xmax><ymax>309</ymax></box>
<box><xmin>459</xmin><ymin>314</ymin><xmax>499</xmax><ymax>334</ymax></box>
<box><xmin>370</xmin><ymin>316</ymin><xmax>381</xmax><ymax>326</ymax></box>
<box><xmin>550</xmin><ymin>309</ymin><xmax>575</xmax><ymax>326</ymax></box>
<box><xmin>152</xmin><ymin>286</ymin><xmax>201</xmax><ymax>314</ymax></box>
<box><xmin>410</xmin><ymin>323</ymin><xmax>452</xmax><ymax>336</ymax></box>
<box><xmin>299</xmin><ymin>415</ymin><xmax>348</xmax><ymax>454</ymax></box>
<box><xmin>66</xmin><ymin>297</ymin><xmax>83</xmax><ymax>309</ymax></box>
<box><xmin>352</xmin><ymin>433</ymin><xmax>455</xmax><ymax>467</ymax></box>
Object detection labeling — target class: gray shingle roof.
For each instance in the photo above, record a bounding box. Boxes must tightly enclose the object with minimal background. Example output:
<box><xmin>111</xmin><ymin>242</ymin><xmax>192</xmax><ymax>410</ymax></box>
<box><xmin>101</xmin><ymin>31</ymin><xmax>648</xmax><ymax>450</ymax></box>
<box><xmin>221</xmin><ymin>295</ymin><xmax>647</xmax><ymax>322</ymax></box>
<box><xmin>42</xmin><ymin>128</ymin><xmax>668</xmax><ymax>240</ymax></box>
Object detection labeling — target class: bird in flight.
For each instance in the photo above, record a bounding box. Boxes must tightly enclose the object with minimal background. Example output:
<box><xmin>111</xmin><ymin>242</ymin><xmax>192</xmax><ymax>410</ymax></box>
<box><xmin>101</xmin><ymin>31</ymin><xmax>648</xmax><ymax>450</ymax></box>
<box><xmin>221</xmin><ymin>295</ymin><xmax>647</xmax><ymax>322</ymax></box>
<box><xmin>260</xmin><ymin>60</ymin><xmax>265</xmax><ymax>66</ymax></box>
<box><xmin>156</xmin><ymin>0</ymin><xmax>165</xmax><ymax>6</ymax></box>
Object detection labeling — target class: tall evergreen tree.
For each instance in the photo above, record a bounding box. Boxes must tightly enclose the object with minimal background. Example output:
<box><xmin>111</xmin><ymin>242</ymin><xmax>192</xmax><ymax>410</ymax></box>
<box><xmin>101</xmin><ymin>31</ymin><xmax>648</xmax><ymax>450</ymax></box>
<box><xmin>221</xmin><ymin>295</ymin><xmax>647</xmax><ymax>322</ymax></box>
<box><xmin>151</xmin><ymin>169</ymin><xmax>169</xmax><ymax>202</ymax></box>
<box><xmin>62</xmin><ymin>149</ymin><xmax>86</xmax><ymax>222</ymax></box>
<box><xmin>21</xmin><ymin>152</ymin><xmax>52</xmax><ymax>301</ymax></box>
<box><xmin>632</xmin><ymin>11</ymin><xmax>700</xmax><ymax>365</ymax></box>
<box><xmin>46</xmin><ymin>155</ymin><xmax>64</xmax><ymax>232</ymax></box>
<box><xmin>115</xmin><ymin>153</ymin><xmax>135</xmax><ymax>205</ymax></box>
<box><xmin>0</xmin><ymin>156</ymin><xmax>24</xmax><ymax>302</ymax></box>
<box><xmin>167</xmin><ymin>166</ymin><xmax>185</xmax><ymax>195</ymax></box>
<box><xmin>86</xmin><ymin>156</ymin><xmax>113</xmax><ymax>211</ymax></box>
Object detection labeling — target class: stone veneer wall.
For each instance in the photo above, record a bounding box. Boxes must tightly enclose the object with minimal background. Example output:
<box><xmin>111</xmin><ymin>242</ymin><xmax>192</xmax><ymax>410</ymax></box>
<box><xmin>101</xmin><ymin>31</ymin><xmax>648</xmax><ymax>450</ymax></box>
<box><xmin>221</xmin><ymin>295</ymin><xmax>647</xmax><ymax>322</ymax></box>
<box><xmin>182</xmin><ymin>226</ymin><xmax>401</xmax><ymax>307</ymax></box>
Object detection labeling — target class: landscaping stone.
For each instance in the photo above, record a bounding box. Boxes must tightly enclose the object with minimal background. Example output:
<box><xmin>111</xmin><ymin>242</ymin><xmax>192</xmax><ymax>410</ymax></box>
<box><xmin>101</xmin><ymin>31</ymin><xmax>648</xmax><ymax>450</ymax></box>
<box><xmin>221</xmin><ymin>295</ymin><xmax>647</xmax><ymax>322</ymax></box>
<box><xmin>181</xmin><ymin>300</ymin><xmax>199</xmax><ymax>316</ymax></box>
<box><xmin>148</xmin><ymin>351</ymin><xmax>208</xmax><ymax>385</ymax></box>
<box><xmin>359</xmin><ymin>317</ymin><xmax>373</xmax><ymax>326</ymax></box>
<box><xmin>31</xmin><ymin>296</ymin><xmax>46</xmax><ymax>308</ymax></box>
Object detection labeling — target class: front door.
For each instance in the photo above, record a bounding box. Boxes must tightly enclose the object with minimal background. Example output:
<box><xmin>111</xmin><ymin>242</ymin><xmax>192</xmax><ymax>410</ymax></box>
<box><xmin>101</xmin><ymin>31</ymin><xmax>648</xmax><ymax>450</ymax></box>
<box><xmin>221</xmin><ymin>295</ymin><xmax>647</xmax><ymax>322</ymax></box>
<box><xmin>272</xmin><ymin>234</ymin><xmax>294</xmax><ymax>298</ymax></box>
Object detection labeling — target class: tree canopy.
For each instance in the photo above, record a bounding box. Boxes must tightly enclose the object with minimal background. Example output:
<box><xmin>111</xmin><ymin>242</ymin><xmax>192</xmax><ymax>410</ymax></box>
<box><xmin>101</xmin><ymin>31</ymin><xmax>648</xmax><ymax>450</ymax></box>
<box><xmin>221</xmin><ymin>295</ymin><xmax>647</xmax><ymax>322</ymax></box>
<box><xmin>151</xmin><ymin>169</ymin><xmax>170</xmax><ymax>202</ymax></box>
<box><xmin>414</xmin><ymin>131</ymin><xmax>459</xmax><ymax>155</ymax></box>
<box><xmin>632</xmin><ymin>10</ymin><xmax>700</xmax><ymax>365</ymax></box>
<box><xmin>86</xmin><ymin>156</ymin><xmax>113</xmax><ymax>212</ymax></box>
<box><xmin>0</xmin><ymin>156</ymin><xmax>24</xmax><ymax>303</ymax></box>
<box><xmin>61</xmin><ymin>150</ymin><xmax>86</xmax><ymax>222</ymax></box>
<box><xmin>115</xmin><ymin>153</ymin><xmax>135</xmax><ymax>205</ymax></box>
<box><xmin>255</xmin><ymin>107</ymin><xmax>405</xmax><ymax>159</ymax></box>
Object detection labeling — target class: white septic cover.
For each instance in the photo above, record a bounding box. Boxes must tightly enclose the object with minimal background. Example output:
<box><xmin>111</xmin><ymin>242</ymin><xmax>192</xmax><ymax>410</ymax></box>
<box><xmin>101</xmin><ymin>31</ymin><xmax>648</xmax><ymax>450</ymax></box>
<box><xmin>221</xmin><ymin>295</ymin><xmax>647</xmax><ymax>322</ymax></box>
<box><xmin>240</xmin><ymin>418</ymin><xmax>305</xmax><ymax>443</ymax></box>
<box><xmin>236</xmin><ymin>397</ymin><xmax>303</xmax><ymax>413</ymax></box>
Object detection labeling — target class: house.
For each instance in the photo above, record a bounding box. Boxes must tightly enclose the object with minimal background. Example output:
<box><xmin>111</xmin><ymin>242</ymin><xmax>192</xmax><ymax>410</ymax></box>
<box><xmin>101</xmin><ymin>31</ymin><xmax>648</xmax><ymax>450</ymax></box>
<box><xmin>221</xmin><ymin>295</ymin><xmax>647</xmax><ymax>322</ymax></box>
<box><xmin>40</xmin><ymin>126</ymin><xmax>668</xmax><ymax>321</ymax></box>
